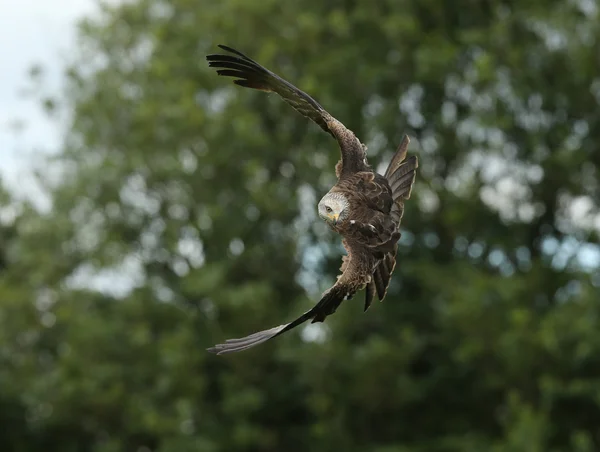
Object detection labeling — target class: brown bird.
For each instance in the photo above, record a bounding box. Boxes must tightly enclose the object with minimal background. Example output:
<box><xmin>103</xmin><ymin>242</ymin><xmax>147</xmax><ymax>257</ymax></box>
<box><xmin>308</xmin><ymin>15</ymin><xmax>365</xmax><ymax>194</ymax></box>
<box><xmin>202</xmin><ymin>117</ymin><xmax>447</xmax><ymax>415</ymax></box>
<box><xmin>206</xmin><ymin>45</ymin><xmax>418</xmax><ymax>354</ymax></box>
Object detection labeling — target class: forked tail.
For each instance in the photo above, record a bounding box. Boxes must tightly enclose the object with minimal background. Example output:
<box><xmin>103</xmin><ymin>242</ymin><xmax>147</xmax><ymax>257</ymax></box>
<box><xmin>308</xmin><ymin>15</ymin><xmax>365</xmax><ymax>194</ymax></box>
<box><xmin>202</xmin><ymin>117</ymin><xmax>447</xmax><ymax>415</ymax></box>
<box><xmin>364</xmin><ymin>135</ymin><xmax>418</xmax><ymax>311</ymax></box>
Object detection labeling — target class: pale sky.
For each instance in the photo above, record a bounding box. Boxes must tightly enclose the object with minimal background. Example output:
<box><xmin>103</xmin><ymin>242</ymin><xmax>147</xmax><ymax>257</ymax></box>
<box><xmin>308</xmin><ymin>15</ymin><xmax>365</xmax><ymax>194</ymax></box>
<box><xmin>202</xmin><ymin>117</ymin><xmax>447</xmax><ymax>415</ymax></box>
<box><xmin>0</xmin><ymin>0</ymin><xmax>99</xmax><ymax>202</ymax></box>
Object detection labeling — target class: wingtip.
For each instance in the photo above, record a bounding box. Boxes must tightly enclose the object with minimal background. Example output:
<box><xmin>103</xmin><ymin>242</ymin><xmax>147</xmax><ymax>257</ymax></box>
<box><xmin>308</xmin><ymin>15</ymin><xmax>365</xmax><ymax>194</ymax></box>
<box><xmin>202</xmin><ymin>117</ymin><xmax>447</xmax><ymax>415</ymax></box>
<box><xmin>205</xmin><ymin>45</ymin><xmax>237</xmax><ymax>59</ymax></box>
<box><xmin>217</xmin><ymin>44</ymin><xmax>247</xmax><ymax>58</ymax></box>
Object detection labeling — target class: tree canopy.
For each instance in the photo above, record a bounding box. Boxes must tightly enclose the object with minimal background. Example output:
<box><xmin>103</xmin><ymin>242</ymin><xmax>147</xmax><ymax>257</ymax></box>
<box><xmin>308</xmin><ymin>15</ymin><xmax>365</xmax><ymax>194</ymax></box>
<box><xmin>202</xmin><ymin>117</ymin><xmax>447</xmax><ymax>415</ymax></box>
<box><xmin>2</xmin><ymin>0</ymin><xmax>600</xmax><ymax>450</ymax></box>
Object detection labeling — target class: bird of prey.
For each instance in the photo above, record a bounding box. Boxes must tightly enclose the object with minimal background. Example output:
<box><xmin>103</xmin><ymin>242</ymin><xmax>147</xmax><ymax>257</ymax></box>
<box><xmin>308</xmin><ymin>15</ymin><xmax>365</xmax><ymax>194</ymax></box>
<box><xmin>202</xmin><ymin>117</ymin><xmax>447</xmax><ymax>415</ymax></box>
<box><xmin>206</xmin><ymin>45</ymin><xmax>418</xmax><ymax>354</ymax></box>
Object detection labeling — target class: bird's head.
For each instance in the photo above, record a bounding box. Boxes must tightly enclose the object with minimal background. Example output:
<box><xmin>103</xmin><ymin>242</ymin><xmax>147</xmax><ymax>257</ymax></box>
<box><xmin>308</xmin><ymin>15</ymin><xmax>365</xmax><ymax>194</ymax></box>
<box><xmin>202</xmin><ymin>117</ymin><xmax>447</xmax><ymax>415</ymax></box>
<box><xmin>318</xmin><ymin>192</ymin><xmax>349</xmax><ymax>226</ymax></box>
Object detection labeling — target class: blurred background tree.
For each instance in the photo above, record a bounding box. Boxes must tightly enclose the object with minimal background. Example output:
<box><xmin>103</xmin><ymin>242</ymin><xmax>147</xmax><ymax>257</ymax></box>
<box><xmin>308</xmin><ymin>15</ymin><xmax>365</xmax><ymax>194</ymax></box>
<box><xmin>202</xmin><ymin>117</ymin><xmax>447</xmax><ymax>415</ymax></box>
<box><xmin>1</xmin><ymin>0</ymin><xmax>600</xmax><ymax>450</ymax></box>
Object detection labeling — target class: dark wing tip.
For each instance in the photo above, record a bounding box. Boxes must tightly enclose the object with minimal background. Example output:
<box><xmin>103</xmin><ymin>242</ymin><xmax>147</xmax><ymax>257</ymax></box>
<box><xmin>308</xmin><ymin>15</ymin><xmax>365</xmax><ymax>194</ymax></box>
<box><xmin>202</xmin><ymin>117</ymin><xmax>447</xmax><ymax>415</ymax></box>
<box><xmin>215</xmin><ymin>44</ymin><xmax>254</xmax><ymax>61</ymax></box>
<box><xmin>206</xmin><ymin>44</ymin><xmax>333</xmax><ymax>137</ymax></box>
<box><xmin>206</xmin><ymin>48</ymin><xmax>270</xmax><ymax>91</ymax></box>
<box><xmin>217</xmin><ymin>44</ymin><xmax>236</xmax><ymax>53</ymax></box>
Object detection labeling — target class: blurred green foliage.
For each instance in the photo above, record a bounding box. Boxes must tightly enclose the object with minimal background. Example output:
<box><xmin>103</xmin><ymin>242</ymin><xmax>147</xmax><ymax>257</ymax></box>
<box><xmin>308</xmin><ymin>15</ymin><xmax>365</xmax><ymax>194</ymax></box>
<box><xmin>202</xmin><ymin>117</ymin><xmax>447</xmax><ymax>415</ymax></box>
<box><xmin>2</xmin><ymin>0</ymin><xmax>600</xmax><ymax>450</ymax></box>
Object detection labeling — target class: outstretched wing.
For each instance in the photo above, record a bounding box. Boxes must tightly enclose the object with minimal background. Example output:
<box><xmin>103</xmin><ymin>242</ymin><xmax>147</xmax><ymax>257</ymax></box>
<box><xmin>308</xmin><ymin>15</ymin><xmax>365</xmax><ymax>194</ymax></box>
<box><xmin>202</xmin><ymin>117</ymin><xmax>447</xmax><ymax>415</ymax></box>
<box><xmin>207</xmin><ymin>45</ymin><xmax>333</xmax><ymax>134</ymax></box>
<box><xmin>207</xmin><ymin>242</ymin><xmax>370</xmax><ymax>355</ymax></box>
<box><xmin>206</xmin><ymin>45</ymin><xmax>368</xmax><ymax>175</ymax></box>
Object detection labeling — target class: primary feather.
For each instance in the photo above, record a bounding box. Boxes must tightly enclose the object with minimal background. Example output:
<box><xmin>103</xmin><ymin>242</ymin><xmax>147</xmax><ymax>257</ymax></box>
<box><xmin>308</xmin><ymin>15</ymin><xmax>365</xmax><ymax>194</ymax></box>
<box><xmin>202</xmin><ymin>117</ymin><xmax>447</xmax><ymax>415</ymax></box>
<box><xmin>207</xmin><ymin>45</ymin><xmax>332</xmax><ymax>135</ymax></box>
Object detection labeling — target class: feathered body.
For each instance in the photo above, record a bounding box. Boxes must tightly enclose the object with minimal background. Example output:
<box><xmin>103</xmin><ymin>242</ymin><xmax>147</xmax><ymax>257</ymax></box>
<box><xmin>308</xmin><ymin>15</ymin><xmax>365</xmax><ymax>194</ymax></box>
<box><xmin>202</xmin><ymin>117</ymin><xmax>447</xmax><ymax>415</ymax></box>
<box><xmin>205</xmin><ymin>45</ymin><xmax>418</xmax><ymax>354</ymax></box>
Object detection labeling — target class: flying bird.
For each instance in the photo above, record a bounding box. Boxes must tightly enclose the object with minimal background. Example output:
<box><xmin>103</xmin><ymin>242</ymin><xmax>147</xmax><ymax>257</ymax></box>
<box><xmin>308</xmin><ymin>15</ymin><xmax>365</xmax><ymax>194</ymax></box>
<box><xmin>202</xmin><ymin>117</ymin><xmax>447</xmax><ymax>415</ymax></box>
<box><xmin>206</xmin><ymin>45</ymin><xmax>418</xmax><ymax>354</ymax></box>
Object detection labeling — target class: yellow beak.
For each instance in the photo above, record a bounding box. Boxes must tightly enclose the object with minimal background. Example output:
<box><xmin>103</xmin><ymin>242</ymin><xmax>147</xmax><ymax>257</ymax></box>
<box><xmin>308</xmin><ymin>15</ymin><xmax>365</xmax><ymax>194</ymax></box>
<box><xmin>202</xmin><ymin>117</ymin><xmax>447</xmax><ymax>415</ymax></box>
<box><xmin>329</xmin><ymin>213</ymin><xmax>339</xmax><ymax>225</ymax></box>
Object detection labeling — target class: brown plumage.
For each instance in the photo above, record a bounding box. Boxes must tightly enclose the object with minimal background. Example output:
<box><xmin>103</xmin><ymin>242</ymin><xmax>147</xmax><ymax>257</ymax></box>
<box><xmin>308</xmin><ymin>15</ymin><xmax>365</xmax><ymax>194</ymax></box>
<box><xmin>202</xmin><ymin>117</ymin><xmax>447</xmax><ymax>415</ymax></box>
<box><xmin>206</xmin><ymin>45</ymin><xmax>418</xmax><ymax>354</ymax></box>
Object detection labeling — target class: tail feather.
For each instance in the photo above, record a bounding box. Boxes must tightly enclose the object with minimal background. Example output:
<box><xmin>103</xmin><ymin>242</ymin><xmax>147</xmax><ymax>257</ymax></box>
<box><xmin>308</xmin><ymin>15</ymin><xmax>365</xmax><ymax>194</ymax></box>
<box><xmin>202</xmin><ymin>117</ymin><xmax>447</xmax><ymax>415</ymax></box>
<box><xmin>389</xmin><ymin>155</ymin><xmax>418</xmax><ymax>189</ymax></box>
<box><xmin>389</xmin><ymin>154</ymin><xmax>418</xmax><ymax>225</ymax></box>
<box><xmin>390</xmin><ymin>160</ymin><xmax>417</xmax><ymax>201</ymax></box>
<box><xmin>368</xmin><ymin>135</ymin><xmax>417</xmax><ymax>305</ymax></box>
<box><xmin>377</xmin><ymin>256</ymin><xmax>391</xmax><ymax>288</ymax></box>
<box><xmin>371</xmin><ymin>248</ymin><xmax>397</xmax><ymax>303</ymax></box>
<box><xmin>372</xmin><ymin>265</ymin><xmax>387</xmax><ymax>300</ymax></box>
<box><xmin>384</xmin><ymin>135</ymin><xmax>411</xmax><ymax>179</ymax></box>
<box><xmin>364</xmin><ymin>280</ymin><xmax>376</xmax><ymax>312</ymax></box>
<box><xmin>385</xmin><ymin>134</ymin><xmax>418</xmax><ymax>207</ymax></box>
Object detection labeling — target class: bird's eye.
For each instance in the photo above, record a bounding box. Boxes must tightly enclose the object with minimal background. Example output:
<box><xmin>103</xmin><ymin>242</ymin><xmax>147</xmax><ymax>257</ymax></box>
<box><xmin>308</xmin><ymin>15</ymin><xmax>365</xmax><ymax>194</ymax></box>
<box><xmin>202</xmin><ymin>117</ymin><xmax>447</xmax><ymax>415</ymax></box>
<box><xmin>325</xmin><ymin>206</ymin><xmax>332</xmax><ymax>213</ymax></box>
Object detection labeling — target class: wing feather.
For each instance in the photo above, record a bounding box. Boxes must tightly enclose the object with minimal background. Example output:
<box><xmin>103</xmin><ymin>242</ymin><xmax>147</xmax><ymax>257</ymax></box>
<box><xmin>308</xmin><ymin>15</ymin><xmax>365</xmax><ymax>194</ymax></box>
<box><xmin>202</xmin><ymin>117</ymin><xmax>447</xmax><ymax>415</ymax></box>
<box><xmin>206</xmin><ymin>45</ymin><xmax>370</xmax><ymax>175</ymax></box>
<box><xmin>207</xmin><ymin>243</ymin><xmax>369</xmax><ymax>355</ymax></box>
<box><xmin>384</xmin><ymin>135</ymin><xmax>411</xmax><ymax>179</ymax></box>
<box><xmin>207</xmin><ymin>45</ymin><xmax>333</xmax><ymax>135</ymax></box>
